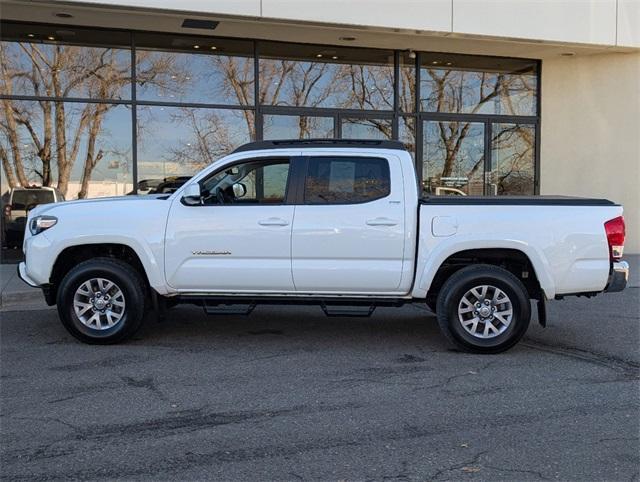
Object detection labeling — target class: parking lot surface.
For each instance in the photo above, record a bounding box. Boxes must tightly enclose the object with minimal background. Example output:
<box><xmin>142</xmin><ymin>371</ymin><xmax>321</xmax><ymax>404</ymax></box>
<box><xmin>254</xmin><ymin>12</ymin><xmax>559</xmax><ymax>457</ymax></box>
<box><xmin>1</xmin><ymin>288</ymin><xmax>638</xmax><ymax>481</ymax></box>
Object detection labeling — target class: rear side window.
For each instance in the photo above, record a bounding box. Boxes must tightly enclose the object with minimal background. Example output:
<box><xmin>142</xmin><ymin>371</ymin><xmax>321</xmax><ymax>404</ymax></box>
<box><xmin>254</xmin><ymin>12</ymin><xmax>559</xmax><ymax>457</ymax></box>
<box><xmin>304</xmin><ymin>157</ymin><xmax>390</xmax><ymax>204</ymax></box>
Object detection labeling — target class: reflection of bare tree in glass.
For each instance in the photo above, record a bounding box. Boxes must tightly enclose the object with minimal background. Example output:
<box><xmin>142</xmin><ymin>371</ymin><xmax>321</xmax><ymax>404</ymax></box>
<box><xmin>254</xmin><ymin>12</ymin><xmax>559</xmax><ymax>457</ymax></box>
<box><xmin>210</xmin><ymin>56</ymin><xmax>256</xmax><ymax>137</ymax></box>
<box><xmin>339</xmin><ymin>64</ymin><xmax>394</xmax><ymax>138</ymax></box>
<box><xmin>424</xmin><ymin>122</ymin><xmax>484</xmax><ymax>195</ymax></box>
<box><xmin>214</xmin><ymin>57</ymin><xmax>345</xmax><ymax>139</ymax></box>
<box><xmin>263</xmin><ymin>60</ymin><xmax>343</xmax><ymax>138</ymax></box>
<box><xmin>426</xmin><ymin>71</ymin><xmax>501</xmax><ymax>180</ymax></box>
<box><xmin>0</xmin><ymin>43</ymin><xmax>174</xmax><ymax>197</ymax></box>
<box><xmin>491</xmin><ymin>124</ymin><xmax>534</xmax><ymax>195</ymax></box>
<box><xmin>421</xmin><ymin>69</ymin><xmax>535</xmax><ymax>194</ymax></box>
<box><xmin>165</xmin><ymin>107</ymin><xmax>239</xmax><ymax>172</ymax></box>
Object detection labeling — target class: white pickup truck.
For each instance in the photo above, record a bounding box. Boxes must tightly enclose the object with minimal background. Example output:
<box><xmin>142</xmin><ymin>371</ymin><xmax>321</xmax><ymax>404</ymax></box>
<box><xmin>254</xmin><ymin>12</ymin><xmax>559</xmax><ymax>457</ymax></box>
<box><xmin>18</xmin><ymin>140</ymin><xmax>629</xmax><ymax>353</ymax></box>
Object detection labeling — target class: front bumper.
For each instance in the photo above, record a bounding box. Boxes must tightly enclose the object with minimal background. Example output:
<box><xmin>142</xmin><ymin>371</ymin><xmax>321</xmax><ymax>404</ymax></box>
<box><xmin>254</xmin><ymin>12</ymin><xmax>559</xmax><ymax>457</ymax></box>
<box><xmin>605</xmin><ymin>260</ymin><xmax>629</xmax><ymax>293</ymax></box>
<box><xmin>17</xmin><ymin>262</ymin><xmax>39</xmax><ymax>287</ymax></box>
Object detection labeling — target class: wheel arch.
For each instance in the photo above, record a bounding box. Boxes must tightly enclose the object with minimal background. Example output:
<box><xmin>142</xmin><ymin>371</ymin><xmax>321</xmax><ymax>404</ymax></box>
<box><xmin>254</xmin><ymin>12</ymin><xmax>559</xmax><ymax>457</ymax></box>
<box><xmin>48</xmin><ymin>240</ymin><xmax>163</xmax><ymax>304</ymax></box>
<box><xmin>414</xmin><ymin>241</ymin><xmax>556</xmax><ymax>301</ymax></box>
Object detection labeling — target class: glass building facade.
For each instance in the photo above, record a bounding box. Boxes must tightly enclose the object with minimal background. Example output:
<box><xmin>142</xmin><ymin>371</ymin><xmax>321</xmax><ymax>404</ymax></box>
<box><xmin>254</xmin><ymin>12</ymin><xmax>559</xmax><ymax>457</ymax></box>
<box><xmin>0</xmin><ymin>21</ymin><xmax>540</xmax><ymax>202</ymax></box>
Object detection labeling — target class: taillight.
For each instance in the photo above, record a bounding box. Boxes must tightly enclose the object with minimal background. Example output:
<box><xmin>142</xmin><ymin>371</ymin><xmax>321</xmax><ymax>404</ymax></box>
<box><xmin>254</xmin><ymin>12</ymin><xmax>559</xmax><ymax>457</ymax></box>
<box><xmin>604</xmin><ymin>216</ymin><xmax>625</xmax><ymax>260</ymax></box>
<box><xmin>3</xmin><ymin>204</ymin><xmax>10</xmax><ymax>217</ymax></box>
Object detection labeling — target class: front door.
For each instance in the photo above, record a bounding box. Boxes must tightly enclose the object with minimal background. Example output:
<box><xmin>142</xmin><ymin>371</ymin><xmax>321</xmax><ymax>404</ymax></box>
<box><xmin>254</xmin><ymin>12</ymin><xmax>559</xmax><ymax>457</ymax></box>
<box><xmin>164</xmin><ymin>158</ymin><xmax>296</xmax><ymax>292</ymax></box>
<box><xmin>291</xmin><ymin>154</ymin><xmax>406</xmax><ymax>294</ymax></box>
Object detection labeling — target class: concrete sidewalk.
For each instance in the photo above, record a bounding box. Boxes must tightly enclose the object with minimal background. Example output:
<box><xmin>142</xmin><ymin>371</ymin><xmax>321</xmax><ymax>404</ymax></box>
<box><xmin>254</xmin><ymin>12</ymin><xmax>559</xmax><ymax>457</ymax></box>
<box><xmin>0</xmin><ymin>262</ymin><xmax>49</xmax><ymax>310</ymax></box>
<box><xmin>1</xmin><ymin>255</ymin><xmax>638</xmax><ymax>311</ymax></box>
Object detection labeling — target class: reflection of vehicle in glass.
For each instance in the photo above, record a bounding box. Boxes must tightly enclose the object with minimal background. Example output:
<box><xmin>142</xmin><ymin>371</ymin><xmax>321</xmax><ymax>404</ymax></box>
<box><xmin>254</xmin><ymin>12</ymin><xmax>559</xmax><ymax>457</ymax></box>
<box><xmin>2</xmin><ymin>186</ymin><xmax>64</xmax><ymax>248</ymax></box>
<box><xmin>134</xmin><ymin>179</ymin><xmax>163</xmax><ymax>194</ymax></box>
<box><xmin>134</xmin><ymin>177</ymin><xmax>192</xmax><ymax>195</ymax></box>
<box><xmin>18</xmin><ymin>140</ymin><xmax>629</xmax><ymax>354</ymax></box>
<box><xmin>434</xmin><ymin>187</ymin><xmax>467</xmax><ymax>196</ymax></box>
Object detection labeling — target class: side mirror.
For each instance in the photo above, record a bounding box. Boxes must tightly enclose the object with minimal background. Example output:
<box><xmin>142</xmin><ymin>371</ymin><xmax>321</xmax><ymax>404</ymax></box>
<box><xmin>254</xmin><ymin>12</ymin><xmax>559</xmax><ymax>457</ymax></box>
<box><xmin>182</xmin><ymin>183</ymin><xmax>202</xmax><ymax>205</ymax></box>
<box><xmin>232</xmin><ymin>182</ymin><xmax>247</xmax><ymax>198</ymax></box>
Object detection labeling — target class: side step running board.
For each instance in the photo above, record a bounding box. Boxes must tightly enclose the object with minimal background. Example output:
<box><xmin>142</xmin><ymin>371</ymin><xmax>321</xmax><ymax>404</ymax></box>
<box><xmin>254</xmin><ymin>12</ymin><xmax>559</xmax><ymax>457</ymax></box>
<box><xmin>321</xmin><ymin>303</ymin><xmax>376</xmax><ymax>317</ymax></box>
<box><xmin>203</xmin><ymin>301</ymin><xmax>256</xmax><ymax>316</ymax></box>
<box><xmin>177</xmin><ymin>295</ymin><xmax>407</xmax><ymax>318</ymax></box>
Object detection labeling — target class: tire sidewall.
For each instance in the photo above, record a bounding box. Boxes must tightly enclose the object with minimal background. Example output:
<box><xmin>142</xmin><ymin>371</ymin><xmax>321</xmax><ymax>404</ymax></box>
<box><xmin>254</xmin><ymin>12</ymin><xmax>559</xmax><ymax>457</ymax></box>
<box><xmin>57</xmin><ymin>261</ymin><xmax>144</xmax><ymax>343</ymax></box>
<box><xmin>438</xmin><ymin>268</ymin><xmax>531</xmax><ymax>353</ymax></box>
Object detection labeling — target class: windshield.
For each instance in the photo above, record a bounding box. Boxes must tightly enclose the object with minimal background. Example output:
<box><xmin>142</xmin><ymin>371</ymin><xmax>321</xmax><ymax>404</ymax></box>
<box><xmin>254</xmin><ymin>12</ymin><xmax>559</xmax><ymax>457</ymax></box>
<box><xmin>11</xmin><ymin>189</ymin><xmax>55</xmax><ymax>209</ymax></box>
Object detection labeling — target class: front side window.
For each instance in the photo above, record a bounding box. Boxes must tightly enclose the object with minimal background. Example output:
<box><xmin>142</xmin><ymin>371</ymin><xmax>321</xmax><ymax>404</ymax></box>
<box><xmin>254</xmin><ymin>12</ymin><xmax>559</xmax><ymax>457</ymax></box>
<box><xmin>200</xmin><ymin>159</ymin><xmax>290</xmax><ymax>205</ymax></box>
<box><xmin>304</xmin><ymin>157</ymin><xmax>390</xmax><ymax>204</ymax></box>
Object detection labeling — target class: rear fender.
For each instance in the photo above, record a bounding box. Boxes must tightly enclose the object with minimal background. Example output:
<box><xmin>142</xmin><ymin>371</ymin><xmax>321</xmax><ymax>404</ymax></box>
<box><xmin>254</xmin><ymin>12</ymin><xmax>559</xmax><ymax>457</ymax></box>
<box><xmin>412</xmin><ymin>236</ymin><xmax>556</xmax><ymax>299</ymax></box>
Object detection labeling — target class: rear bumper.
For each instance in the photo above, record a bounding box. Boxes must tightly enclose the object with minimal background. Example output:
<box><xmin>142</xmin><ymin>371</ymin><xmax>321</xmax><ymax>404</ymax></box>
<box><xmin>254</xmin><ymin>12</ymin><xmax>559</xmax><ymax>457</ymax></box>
<box><xmin>605</xmin><ymin>261</ymin><xmax>629</xmax><ymax>293</ymax></box>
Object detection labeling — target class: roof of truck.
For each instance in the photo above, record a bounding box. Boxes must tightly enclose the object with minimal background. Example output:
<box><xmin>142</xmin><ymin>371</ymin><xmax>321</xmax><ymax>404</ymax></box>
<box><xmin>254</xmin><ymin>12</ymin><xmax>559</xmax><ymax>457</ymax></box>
<box><xmin>232</xmin><ymin>139</ymin><xmax>405</xmax><ymax>153</ymax></box>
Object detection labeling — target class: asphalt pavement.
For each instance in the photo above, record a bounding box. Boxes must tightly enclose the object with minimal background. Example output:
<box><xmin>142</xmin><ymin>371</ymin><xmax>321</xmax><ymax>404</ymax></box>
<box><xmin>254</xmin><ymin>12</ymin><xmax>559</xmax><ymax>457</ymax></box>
<box><xmin>1</xmin><ymin>287</ymin><xmax>638</xmax><ymax>481</ymax></box>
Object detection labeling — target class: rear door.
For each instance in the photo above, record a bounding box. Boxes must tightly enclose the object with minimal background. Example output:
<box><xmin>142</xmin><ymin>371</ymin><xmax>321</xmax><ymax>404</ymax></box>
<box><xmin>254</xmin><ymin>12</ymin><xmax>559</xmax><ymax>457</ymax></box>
<box><xmin>291</xmin><ymin>154</ymin><xmax>406</xmax><ymax>294</ymax></box>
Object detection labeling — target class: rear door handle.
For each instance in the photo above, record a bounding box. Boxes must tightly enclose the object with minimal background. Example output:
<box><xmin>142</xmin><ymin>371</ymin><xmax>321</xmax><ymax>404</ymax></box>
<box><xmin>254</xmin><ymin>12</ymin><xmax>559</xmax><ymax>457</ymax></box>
<box><xmin>366</xmin><ymin>217</ymin><xmax>399</xmax><ymax>226</ymax></box>
<box><xmin>258</xmin><ymin>217</ymin><xmax>289</xmax><ymax>226</ymax></box>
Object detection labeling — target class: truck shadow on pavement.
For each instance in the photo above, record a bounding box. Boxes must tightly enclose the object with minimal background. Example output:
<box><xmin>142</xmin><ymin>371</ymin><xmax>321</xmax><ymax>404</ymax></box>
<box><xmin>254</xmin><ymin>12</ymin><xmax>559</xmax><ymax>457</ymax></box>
<box><xmin>133</xmin><ymin>304</ymin><xmax>449</xmax><ymax>352</ymax></box>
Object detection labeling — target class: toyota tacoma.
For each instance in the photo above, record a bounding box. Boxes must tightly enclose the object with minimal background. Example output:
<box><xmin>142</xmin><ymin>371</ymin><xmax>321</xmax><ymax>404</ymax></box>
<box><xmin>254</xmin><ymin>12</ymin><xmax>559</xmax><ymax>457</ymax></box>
<box><xmin>18</xmin><ymin>139</ymin><xmax>629</xmax><ymax>353</ymax></box>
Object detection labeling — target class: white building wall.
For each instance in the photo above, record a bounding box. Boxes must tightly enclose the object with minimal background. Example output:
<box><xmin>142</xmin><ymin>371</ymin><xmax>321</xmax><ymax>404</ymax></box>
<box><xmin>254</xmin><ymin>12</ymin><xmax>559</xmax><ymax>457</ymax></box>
<box><xmin>62</xmin><ymin>0</ymin><xmax>639</xmax><ymax>47</ymax></box>
<box><xmin>618</xmin><ymin>0</ymin><xmax>640</xmax><ymax>47</ymax></box>
<box><xmin>64</xmin><ymin>0</ymin><xmax>262</xmax><ymax>16</ymax></box>
<box><xmin>541</xmin><ymin>52</ymin><xmax>640</xmax><ymax>253</ymax></box>
<box><xmin>261</xmin><ymin>0</ymin><xmax>452</xmax><ymax>31</ymax></box>
<box><xmin>453</xmin><ymin>0</ymin><xmax>618</xmax><ymax>45</ymax></box>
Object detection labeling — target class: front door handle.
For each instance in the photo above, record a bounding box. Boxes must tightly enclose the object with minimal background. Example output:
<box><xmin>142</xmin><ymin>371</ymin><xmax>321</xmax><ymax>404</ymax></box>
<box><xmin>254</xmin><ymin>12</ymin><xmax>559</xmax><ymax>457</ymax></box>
<box><xmin>366</xmin><ymin>217</ymin><xmax>399</xmax><ymax>226</ymax></box>
<box><xmin>258</xmin><ymin>217</ymin><xmax>289</xmax><ymax>226</ymax></box>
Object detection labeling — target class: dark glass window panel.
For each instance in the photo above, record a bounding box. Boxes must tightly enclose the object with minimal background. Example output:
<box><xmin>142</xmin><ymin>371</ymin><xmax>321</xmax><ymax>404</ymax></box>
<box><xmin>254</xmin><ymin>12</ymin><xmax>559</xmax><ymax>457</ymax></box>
<box><xmin>422</xmin><ymin>120</ymin><xmax>485</xmax><ymax>196</ymax></box>
<box><xmin>490</xmin><ymin>123</ymin><xmax>535</xmax><ymax>195</ymax></box>
<box><xmin>420</xmin><ymin>53</ymin><xmax>537</xmax><ymax>116</ymax></box>
<box><xmin>0</xmin><ymin>41</ymin><xmax>132</xmax><ymax>100</ymax></box>
<box><xmin>135</xmin><ymin>33</ymin><xmax>254</xmax><ymax>106</ymax></box>
<box><xmin>0</xmin><ymin>100</ymin><xmax>133</xmax><ymax>198</ymax></box>
<box><xmin>341</xmin><ymin>118</ymin><xmax>393</xmax><ymax>140</ymax></box>
<box><xmin>304</xmin><ymin>156</ymin><xmax>390</xmax><ymax>204</ymax></box>
<box><xmin>259</xmin><ymin>41</ymin><xmax>394</xmax><ymax>110</ymax></box>
<box><xmin>136</xmin><ymin>106</ymin><xmax>253</xmax><ymax>192</ymax></box>
<box><xmin>263</xmin><ymin>114</ymin><xmax>334</xmax><ymax>139</ymax></box>
<box><xmin>399</xmin><ymin>52</ymin><xmax>417</xmax><ymax>113</ymax></box>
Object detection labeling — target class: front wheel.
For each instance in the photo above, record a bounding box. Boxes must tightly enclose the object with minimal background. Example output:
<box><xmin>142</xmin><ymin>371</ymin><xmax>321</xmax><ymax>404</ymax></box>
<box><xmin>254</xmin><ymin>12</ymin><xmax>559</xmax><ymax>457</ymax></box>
<box><xmin>436</xmin><ymin>264</ymin><xmax>531</xmax><ymax>354</ymax></box>
<box><xmin>56</xmin><ymin>258</ymin><xmax>147</xmax><ymax>344</ymax></box>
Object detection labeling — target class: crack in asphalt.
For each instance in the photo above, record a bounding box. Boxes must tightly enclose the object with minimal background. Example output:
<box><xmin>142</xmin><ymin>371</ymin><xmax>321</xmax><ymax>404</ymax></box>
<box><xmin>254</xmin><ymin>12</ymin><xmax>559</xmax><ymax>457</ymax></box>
<box><xmin>521</xmin><ymin>339</ymin><xmax>640</xmax><ymax>378</ymax></box>
<box><xmin>4</xmin><ymin>398</ymin><xmax>635</xmax><ymax>479</ymax></box>
<box><xmin>2</xmin><ymin>402</ymin><xmax>363</xmax><ymax>465</ymax></box>
<box><xmin>429</xmin><ymin>450</ymin><xmax>489</xmax><ymax>480</ymax></box>
<box><xmin>121</xmin><ymin>375</ymin><xmax>168</xmax><ymax>402</ymax></box>
<box><xmin>48</xmin><ymin>354</ymin><xmax>149</xmax><ymax>372</ymax></box>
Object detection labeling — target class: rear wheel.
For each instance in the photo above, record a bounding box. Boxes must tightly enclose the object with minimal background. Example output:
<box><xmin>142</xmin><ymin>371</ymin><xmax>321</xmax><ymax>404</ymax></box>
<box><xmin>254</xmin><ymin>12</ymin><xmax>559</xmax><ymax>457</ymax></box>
<box><xmin>436</xmin><ymin>264</ymin><xmax>531</xmax><ymax>354</ymax></box>
<box><xmin>56</xmin><ymin>258</ymin><xmax>147</xmax><ymax>344</ymax></box>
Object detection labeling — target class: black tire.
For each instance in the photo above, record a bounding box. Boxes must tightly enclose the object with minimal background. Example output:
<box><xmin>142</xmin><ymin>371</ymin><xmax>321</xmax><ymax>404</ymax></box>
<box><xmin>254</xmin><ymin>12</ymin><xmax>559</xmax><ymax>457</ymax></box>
<box><xmin>56</xmin><ymin>257</ymin><xmax>147</xmax><ymax>344</ymax></box>
<box><xmin>436</xmin><ymin>264</ymin><xmax>531</xmax><ymax>354</ymax></box>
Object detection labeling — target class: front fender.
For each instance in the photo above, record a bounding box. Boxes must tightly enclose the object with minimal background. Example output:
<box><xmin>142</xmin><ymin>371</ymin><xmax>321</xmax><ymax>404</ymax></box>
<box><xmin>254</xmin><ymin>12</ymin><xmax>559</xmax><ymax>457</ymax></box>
<box><xmin>411</xmin><ymin>235</ymin><xmax>556</xmax><ymax>300</ymax></box>
<box><xmin>25</xmin><ymin>233</ymin><xmax>169</xmax><ymax>295</ymax></box>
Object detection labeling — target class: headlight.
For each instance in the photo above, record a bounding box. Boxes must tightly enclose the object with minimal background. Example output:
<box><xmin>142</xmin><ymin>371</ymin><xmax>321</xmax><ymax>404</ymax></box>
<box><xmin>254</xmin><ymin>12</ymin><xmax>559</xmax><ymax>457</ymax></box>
<box><xmin>29</xmin><ymin>215</ymin><xmax>58</xmax><ymax>235</ymax></box>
